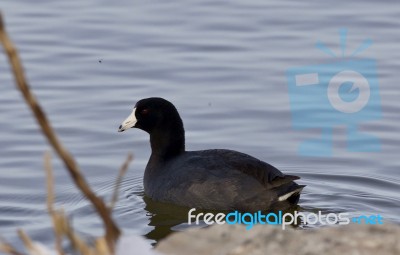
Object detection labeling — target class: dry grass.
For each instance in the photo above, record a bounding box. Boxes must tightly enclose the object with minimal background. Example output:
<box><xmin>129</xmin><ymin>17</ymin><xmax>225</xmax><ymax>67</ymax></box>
<box><xmin>0</xmin><ymin>11</ymin><xmax>132</xmax><ymax>254</ymax></box>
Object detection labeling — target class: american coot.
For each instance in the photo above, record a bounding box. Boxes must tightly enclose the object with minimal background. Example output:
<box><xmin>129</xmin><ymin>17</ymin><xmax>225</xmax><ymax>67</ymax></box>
<box><xmin>118</xmin><ymin>97</ymin><xmax>304</xmax><ymax>212</ymax></box>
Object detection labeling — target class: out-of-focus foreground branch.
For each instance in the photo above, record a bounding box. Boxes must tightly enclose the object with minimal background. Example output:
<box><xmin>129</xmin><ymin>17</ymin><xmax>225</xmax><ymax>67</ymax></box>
<box><xmin>0</xmin><ymin>11</ymin><xmax>132</xmax><ymax>253</ymax></box>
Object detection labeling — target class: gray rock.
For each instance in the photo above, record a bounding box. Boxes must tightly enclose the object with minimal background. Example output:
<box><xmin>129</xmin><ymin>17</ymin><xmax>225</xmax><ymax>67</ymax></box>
<box><xmin>156</xmin><ymin>224</ymin><xmax>400</xmax><ymax>255</ymax></box>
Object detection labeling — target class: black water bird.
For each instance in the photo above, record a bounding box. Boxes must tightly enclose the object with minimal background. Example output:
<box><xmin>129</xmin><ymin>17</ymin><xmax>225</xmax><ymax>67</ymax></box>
<box><xmin>118</xmin><ymin>97</ymin><xmax>304</xmax><ymax>211</ymax></box>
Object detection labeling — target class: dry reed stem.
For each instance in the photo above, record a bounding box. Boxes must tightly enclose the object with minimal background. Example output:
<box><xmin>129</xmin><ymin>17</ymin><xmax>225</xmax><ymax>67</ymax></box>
<box><xmin>0</xmin><ymin>12</ymin><xmax>120</xmax><ymax>248</ymax></box>
<box><xmin>110</xmin><ymin>154</ymin><xmax>133</xmax><ymax>209</ymax></box>
<box><xmin>44</xmin><ymin>154</ymin><xmax>108</xmax><ymax>255</ymax></box>
<box><xmin>0</xmin><ymin>238</ymin><xmax>25</xmax><ymax>255</ymax></box>
<box><xmin>43</xmin><ymin>152</ymin><xmax>65</xmax><ymax>255</ymax></box>
<box><xmin>95</xmin><ymin>237</ymin><xmax>112</xmax><ymax>255</ymax></box>
<box><xmin>17</xmin><ymin>230</ymin><xmax>41</xmax><ymax>255</ymax></box>
<box><xmin>60</xmin><ymin>212</ymin><xmax>95</xmax><ymax>255</ymax></box>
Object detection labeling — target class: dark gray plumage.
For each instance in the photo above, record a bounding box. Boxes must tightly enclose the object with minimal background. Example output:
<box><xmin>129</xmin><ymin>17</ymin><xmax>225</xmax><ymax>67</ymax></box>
<box><xmin>119</xmin><ymin>97</ymin><xmax>304</xmax><ymax>212</ymax></box>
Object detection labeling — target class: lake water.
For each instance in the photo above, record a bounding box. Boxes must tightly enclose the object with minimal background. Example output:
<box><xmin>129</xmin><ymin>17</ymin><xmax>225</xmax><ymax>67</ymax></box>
<box><xmin>0</xmin><ymin>0</ymin><xmax>399</xmax><ymax>251</ymax></box>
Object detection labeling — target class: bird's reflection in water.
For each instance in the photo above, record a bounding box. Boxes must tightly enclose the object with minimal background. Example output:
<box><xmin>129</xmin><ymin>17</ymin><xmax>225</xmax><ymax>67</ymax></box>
<box><xmin>141</xmin><ymin>195</ymin><xmax>199</xmax><ymax>244</ymax></box>
<box><xmin>140</xmin><ymin>194</ymin><xmax>305</xmax><ymax>245</ymax></box>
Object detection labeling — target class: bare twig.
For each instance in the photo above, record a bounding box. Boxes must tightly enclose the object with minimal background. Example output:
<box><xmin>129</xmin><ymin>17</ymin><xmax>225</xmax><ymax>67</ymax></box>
<box><xmin>95</xmin><ymin>237</ymin><xmax>111</xmax><ymax>255</ymax></box>
<box><xmin>44</xmin><ymin>152</ymin><xmax>55</xmax><ymax>214</ymax></box>
<box><xmin>0</xmin><ymin>238</ymin><xmax>25</xmax><ymax>255</ymax></box>
<box><xmin>0</xmin><ymin>12</ymin><xmax>120</xmax><ymax>248</ymax></box>
<box><xmin>110</xmin><ymin>154</ymin><xmax>133</xmax><ymax>209</ymax></box>
<box><xmin>60</xmin><ymin>211</ymin><xmax>94</xmax><ymax>255</ymax></box>
<box><xmin>44</xmin><ymin>152</ymin><xmax>65</xmax><ymax>255</ymax></box>
<box><xmin>17</xmin><ymin>230</ymin><xmax>41</xmax><ymax>255</ymax></box>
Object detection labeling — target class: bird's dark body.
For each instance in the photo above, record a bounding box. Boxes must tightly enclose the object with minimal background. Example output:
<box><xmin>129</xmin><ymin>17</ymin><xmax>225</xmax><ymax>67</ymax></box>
<box><xmin>144</xmin><ymin>149</ymin><xmax>302</xmax><ymax>211</ymax></box>
<box><xmin>119</xmin><ymin>97</ymin><xmax>304</xmax><ymax>212</ymax></box>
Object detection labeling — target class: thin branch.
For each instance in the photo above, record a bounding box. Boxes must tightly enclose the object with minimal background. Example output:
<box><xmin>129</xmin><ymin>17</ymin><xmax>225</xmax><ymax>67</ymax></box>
<box><xmin>94</xmin><ymin>237</ymin><xmax>111</xmax><ymax>255</ymax></box>
<box><xmin>0</xmin><ymin>12</ymin><xmax>120</xmax><ymax>248</ymax></box>
<box><xmin>44</xmin><ymin>152</ymin><xmax>55</xmax><ymax>213</ymax></box>
<box><xmin>0</xmin><ymin>238</ymin><xmax>25</xmax><ymax>255</ymax></box>
<box><xmin>110</xmin><ymin>153</ymin><xmax>133</xmax><ymax>209</ymax></box>
<box><xmin>44</xmin><ymin>152</ymin><xmax>65</xmax><ymax>255</ymax></box>
<box><xmin>17</xmin><ymin>230</ymin><xmax>41</xmax><ymax>255</ymax></box>
<box><xmin>59</xmin><ymin>210</ymin><xmax>94</xmax><ymax>255</ymax></box>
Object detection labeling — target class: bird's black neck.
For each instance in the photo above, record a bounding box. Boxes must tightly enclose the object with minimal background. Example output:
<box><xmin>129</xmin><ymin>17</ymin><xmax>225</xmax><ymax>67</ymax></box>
<box><xmin>149</xmin><ymin>122</ymin><xmax>185</xmax><ymax>162</ymax></box>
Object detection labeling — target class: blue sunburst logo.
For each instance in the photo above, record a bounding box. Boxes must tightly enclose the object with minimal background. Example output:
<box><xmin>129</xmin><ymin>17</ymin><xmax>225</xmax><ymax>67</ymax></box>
<box><xmin>286</xmin><ymin>29</ymin><xmax>381</xmax><ymax>156</ymax></box>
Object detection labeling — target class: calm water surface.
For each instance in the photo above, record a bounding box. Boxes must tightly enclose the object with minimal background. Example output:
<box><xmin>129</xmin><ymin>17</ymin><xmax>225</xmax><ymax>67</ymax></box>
<box><xmin>0</xmin><ymin>0</ymin><xmax>399</xmax><ymax>250</ymax></box>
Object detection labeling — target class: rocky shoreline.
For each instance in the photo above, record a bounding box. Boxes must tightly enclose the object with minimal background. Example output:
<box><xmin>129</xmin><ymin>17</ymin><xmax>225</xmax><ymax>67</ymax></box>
<box><xmin>156</xmin><ymin>223</ymin><xmax>400</xmax><ymax>255</ymax></box>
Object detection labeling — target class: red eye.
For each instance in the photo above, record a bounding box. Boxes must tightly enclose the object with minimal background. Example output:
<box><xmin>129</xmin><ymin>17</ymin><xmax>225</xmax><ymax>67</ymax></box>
<box><xmin>141</xmin><ymin>109</ymin><xmax>149</xmax><ymax>115</ymax></box>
